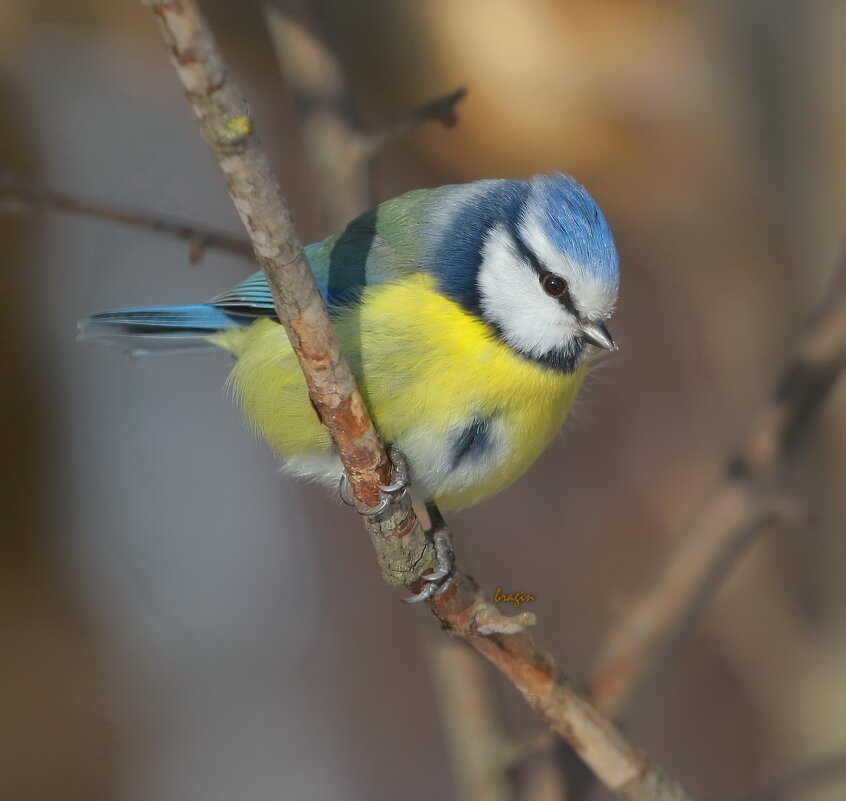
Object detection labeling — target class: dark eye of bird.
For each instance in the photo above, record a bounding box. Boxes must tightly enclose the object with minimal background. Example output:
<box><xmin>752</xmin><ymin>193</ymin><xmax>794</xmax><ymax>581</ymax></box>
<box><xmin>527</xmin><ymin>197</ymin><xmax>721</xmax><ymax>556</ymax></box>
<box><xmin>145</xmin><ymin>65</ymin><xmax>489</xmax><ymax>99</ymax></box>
<box><xmin>541</xmin><ymin>272</ymin><xmax>567</xmax><ymax>298</ymax></box>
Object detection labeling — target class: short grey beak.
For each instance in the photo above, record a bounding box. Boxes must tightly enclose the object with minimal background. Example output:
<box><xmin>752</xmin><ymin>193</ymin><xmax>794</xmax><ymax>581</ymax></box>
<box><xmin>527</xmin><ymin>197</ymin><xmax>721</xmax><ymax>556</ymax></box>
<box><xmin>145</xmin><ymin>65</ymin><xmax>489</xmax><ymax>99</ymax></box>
<box><xmin>579</xmin><ymin>320</ymin><xmax>617</xmax><ymax>351</ymax></box>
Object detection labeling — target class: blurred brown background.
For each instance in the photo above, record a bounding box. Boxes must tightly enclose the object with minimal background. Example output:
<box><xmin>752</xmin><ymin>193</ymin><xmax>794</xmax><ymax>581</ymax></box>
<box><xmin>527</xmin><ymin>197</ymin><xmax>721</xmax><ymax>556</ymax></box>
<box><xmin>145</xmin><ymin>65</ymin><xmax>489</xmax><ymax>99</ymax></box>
<box><xmin>1</xmin><ymin>1</ymin><xmax>846</xmax><ymax>800</ymax></box>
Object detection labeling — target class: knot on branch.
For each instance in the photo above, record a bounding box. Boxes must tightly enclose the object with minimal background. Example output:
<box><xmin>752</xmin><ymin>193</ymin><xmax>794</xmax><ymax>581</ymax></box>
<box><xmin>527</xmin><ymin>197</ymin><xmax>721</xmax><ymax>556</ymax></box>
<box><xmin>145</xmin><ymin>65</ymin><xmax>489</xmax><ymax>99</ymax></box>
<box><xmin>210</xmin><ymin>109</ymin><xmax>253</xmax><ymax>154</ymax></box>
<box><xmin>221</xmin><ymin>114</ymin><xmax>251</xmax><ymax>143</ymax></box>
<box><xmin>473</xmin><ymin>602</ymin><xmax>537</xmax><ymax>635</ymax></box>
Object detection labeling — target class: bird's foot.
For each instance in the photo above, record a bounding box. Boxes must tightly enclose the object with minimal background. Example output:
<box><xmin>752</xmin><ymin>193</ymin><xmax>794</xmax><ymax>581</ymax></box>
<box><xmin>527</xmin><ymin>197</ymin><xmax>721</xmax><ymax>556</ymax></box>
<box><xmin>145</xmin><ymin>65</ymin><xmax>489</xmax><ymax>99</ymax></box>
<box><xmin>403</xmin><ymin>504</ymin><xmax>455</xmax><ymax>604</ymax></box>
<box><xmin>338</xmin><ymin>446</ymin><xmax>410</xmax><ymax>516</ymax></box>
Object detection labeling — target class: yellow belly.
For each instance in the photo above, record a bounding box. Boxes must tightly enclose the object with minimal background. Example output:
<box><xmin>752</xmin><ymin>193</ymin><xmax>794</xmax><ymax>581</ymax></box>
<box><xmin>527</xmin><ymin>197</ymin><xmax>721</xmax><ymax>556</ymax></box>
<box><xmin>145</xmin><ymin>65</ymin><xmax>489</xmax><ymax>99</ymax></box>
<box><xmin>213</xmin><ymin>274</ymin><xmax>586</xmax><ymax>510</ymax></box>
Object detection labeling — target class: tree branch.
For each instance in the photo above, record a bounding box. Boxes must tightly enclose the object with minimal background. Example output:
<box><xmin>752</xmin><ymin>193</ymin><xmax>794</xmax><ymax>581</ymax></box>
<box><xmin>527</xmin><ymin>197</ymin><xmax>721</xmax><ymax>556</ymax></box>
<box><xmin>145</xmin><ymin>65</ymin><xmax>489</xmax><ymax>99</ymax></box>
<box><xmin>142</xmin><ymin>0</ymin><xmax>431</xmax><ymax>586</ymax></box>
<box><xmin>261</xmin><ymin>0</ymin><xmax>465</xmax><ymax>229</ymax></box>
<box><xmin>590</xmin><ymin>247</ymin><xmax>846</xmax><ymax>718</ymax></box>
<box><xmin>142</xmin><ymin>2</ymin><xmax>691</xmax><ymax>799</ymax></box>
<box><xmin>0</xmin><ymin>168</ymin><xmax>253</xmax><ymax>262</ymax></box>
<box><xmin>431</xmin><ymin>576</ymin><xmax>691</xmax><ymax>801</ymax></box>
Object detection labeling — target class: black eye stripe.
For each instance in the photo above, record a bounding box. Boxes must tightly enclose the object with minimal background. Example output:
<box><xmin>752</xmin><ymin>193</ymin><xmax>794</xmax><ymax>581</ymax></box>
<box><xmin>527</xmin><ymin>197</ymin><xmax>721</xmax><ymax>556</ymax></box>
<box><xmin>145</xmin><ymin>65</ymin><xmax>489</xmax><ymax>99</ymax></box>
<box><xmin>508</xmin><ymin>227</ymin><xmax>546</xmax><ymax>275</ymax></box>
<box><xmin>541</xmin><ymin>273</ymin><xmax>578</xmax><ymax>315</ymax></box>
<box><xmin>507</xmin><ymin>227</ymin><xmax>582</xmax><ymax>317</ymax></box>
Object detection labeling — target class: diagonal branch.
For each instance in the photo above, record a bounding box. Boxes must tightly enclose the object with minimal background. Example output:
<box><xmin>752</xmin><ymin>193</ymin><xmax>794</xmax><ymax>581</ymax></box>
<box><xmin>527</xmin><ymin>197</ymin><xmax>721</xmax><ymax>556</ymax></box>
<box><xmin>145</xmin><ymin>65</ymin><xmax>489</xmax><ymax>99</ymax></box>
<box><xmin>0</xmin><ymin>168</ymin><xmax>253</xmax><ymax>262</ymax></box>
<box><xmin>431</xmin><ymin>577</ymin><xmax>692</xmax><ymax>801</ymax></box>
<box><xmin>590</xmin><ymin>248</ymin><xmax>846</xmax><ymax>718</ymax></box>
<box><xmin>142</xmin><ymin>0</ymin><xmax>431</xmax><ymax>587</ymax></box>
<box><xmin>142</xmin><ymin>2</ymin><xmax>691</xmax><ymax>799</ymax></box>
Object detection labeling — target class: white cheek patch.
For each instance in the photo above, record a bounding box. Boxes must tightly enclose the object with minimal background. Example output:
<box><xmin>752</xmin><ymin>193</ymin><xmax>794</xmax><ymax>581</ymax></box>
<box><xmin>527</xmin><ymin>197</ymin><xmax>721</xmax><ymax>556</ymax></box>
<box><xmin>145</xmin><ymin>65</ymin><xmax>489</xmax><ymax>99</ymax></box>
<box><xmin>519</xmin><ymin>211</ymin><xmax>618</xmax><ymax>318</ymax></box>
<box><xmin>477</xmin><ymin>226</ymin><xmax>579</xmax><ymax>359</ymax></box>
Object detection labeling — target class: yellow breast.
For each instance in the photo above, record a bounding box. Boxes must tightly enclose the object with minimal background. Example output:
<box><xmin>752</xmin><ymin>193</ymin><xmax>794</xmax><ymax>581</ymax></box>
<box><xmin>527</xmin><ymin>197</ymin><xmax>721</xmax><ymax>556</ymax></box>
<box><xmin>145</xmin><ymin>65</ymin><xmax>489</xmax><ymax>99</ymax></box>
<box><xmin>214</xmin><ymin>274</ymin><xmax>586</xmax><ymax>509</ymax></box>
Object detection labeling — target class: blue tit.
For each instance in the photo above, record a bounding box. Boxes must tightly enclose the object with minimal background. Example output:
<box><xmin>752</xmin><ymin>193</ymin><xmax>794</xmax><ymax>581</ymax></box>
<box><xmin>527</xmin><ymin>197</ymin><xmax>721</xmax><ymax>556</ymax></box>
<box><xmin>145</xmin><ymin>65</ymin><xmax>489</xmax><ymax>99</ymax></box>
<box><xmin>79</xmin><ymin>174</ymin><xmax>619</xmax><ymax>512</ymax></box>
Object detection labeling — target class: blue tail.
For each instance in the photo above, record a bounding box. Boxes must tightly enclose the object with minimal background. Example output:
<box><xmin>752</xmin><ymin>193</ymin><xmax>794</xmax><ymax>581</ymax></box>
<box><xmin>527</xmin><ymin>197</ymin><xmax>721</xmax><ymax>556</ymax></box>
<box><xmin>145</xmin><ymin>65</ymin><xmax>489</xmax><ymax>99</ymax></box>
<box><xmin>77</xmin><ymin>304</ymin><xmax>255</xmax><ymax>357</ymax></box>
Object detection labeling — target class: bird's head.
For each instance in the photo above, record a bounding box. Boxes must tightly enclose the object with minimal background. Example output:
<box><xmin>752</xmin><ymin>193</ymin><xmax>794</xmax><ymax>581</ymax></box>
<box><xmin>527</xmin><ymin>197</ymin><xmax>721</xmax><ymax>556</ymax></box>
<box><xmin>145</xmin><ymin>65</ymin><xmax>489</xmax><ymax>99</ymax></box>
<box><xmin>427</xmin><ymin>174</ymin><xmax>619</xmax><ymax>372</ymax></box>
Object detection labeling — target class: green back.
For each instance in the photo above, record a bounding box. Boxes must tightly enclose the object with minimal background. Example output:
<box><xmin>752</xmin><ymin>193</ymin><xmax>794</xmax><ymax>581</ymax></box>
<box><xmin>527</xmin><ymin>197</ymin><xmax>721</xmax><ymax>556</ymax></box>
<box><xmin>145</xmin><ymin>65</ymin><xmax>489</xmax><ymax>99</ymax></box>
<box><xmin>209</xmin><ymin>186</ymin><xmax>448</xmax><ymax>314</ymax></box>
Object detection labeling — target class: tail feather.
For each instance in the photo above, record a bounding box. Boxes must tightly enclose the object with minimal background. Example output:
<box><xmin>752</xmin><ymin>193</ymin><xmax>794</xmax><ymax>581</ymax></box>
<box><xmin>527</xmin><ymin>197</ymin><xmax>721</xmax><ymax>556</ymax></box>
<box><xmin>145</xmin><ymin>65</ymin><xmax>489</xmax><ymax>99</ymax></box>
<box><xmin>77</xmin><ymin>304</ymin><xmax>253</xmax><ymax>357</ymax></box>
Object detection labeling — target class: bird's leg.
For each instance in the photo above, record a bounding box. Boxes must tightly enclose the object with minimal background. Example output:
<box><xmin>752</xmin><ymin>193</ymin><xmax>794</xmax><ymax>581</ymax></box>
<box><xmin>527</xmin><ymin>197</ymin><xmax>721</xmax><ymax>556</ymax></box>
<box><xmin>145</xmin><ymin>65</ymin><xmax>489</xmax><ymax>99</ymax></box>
<box><xmin>338</xmin><ymin>452</ymin><xmax>455</xmax><ymax>602</ymax></box>
<box><xmin>403</xmin><ymin>501</ymin><xmax>455</xmax><ymax>604</ymax></box>
<box><xmin>337</xmin><ymin>445</ymin><xmax>410</xmax><ymax>515</ymax></box>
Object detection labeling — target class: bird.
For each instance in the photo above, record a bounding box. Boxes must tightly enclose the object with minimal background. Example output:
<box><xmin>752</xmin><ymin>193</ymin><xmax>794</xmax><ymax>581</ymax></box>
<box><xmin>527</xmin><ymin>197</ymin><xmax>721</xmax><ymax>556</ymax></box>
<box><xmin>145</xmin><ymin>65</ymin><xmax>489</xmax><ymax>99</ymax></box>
<box><xmin>79</xmin><ymin>174</ymin><xmax>619</xmax><ymax>520</ymax></box>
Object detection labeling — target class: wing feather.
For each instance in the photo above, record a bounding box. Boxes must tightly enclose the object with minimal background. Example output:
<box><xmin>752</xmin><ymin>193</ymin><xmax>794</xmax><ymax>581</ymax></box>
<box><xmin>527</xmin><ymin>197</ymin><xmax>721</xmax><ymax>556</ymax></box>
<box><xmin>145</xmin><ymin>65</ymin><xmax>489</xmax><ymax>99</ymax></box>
<box><xmin>207</xmin><ymin>188</ymin><xmax>439</xmax><ymax>318</ymax></box>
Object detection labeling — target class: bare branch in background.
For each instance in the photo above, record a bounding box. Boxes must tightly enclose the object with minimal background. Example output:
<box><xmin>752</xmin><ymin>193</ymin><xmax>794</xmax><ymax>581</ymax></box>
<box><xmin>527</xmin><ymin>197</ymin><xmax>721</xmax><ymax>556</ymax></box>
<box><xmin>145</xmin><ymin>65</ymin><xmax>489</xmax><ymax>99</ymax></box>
<box><xmin>429</xmin><ymin>640</ymin><xmax>519</xmax><ymax>801</ymax></box>
<box><xmin>142</xmin><ymin>2</ymin><xmax>692</xmax><ymax>799</ymax></box>
<box><xmin>262</xmin><ymin>0</ymin><xmax>465</xmax><ymax>229</ymax></box>
<box><xmin>0</xmin><ymin>169</ymin><xmax>253</xmax><ymax>262</ymax></box>
<box><xmin>590</xmin><ymin>248</ymin><xmax>846</xmax><ymax>718</ymax></box>
<box><xmin>358</xmin><ymin>87</ymin><xmax>467</xmax><ymax>161</ymax></box>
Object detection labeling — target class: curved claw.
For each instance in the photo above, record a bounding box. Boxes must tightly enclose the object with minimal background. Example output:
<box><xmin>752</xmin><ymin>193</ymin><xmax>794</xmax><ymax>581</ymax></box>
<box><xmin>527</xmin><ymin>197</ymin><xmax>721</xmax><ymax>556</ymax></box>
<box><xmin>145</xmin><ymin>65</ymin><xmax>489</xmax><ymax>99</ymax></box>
<box><xmin>378</xmin><ymin>478</ymin><xmax>408</xmax><ymax>493</ymax></box>
<box><xmin>378</xmin><ymin>447</ymin><xmax>410</xmax><ymax>494</ymax></box>
<box><xmin>422</xmin><ymin>565</ymin><xmax>451</xmax><ymax>583</ymax></box>
<box><xmin>402</xmin><ymin>572</ymin><xmax>455</xmax><ymax>604</ymax></box>
<box><xmin>338</xmin><ymin>446</ymin><xmax>410</xmax><ymax>515</ymax></box>
<box><xmin>403</xmin><ymin>503</ymin><xmax>455</xmax><ymax>603</ymax></box>
<box><xmin>339</xmin><ymin>472</ymin><xmax>388</xmax><ymax>514</ymax></box>
<box><xmin>403</xmin><ymin>580</ymin><xmax>441</xmax><ymax>604</ymax></box>
<box><xmin>357</xmin><ymin>494</ymin><xmax>390</xmax><ymax>516</ymax></box>
<box><xmin>338</xmin><ymin>473</ymin><xmax>356</xmax><ymax>507</ymax></box>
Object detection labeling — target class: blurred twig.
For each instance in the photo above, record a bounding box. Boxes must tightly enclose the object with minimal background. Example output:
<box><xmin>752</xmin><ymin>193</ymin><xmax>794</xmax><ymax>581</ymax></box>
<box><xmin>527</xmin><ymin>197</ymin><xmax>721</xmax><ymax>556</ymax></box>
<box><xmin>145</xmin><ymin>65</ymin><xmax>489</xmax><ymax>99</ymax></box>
<box><xmin>429</xmin><ymin>639</ymin><xmax>519</xmax><ymax>801</ymax></box>
<box><xmin>723</xmin><ymin>751</ymin><xmax>846</xmax><ymax>801</ymax></box>
<box><xmin>590</xmin><ymin>247</ymin><xmax>846</xmax><ymax>718</ymax></box>
<box><xmin>262</xmin><ymin>0</ymin><xmax>465</xmax><ymax>229</ymax></box>
<box><xmin>358</xmin><ymin>87</ymin><xmax>467</xmax><ymax>160</ymax></box>
<box><xmin>142</xmin><ymin>2</ymin><xmax>691</xmax><ymax>799</ymax></box>
<box><xmin>0</xmin><ymin>168</ymin><xmax>253</xmax><ymax>262</ymax></box>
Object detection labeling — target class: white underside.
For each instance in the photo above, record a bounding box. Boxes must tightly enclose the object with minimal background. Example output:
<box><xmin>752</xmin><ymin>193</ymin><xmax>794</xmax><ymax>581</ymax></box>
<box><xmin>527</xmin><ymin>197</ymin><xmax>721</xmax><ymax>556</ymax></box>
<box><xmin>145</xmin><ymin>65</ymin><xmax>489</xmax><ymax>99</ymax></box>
<box><xmin>277</xmin><ymin>415</ymin><xmax>515</xmax><ymax>507</ymax></box>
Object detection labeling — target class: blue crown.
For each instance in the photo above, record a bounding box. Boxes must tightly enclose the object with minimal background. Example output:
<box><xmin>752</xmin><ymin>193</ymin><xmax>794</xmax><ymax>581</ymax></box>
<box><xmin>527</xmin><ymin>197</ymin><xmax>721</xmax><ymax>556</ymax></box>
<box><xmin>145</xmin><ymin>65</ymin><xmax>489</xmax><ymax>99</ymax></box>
<box><xmin>525</xmin><ymin>174</ymin><xmax>619</xmax><ymax>286</ymax></box>
<box><xmin>425</xmin><ymin>174</ymin><xmax>618</xmax><ymax>314</ymax></box>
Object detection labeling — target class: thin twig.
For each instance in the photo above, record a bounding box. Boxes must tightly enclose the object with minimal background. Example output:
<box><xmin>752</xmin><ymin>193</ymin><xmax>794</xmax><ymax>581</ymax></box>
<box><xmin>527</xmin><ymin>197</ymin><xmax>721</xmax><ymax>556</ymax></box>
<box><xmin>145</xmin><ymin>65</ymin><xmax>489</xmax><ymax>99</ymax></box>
<box><xmin>358</xmin><ymin>87</ymin><xmax>467</xmax><ymax>160</ymax></box>
<box><xmin>723</xmin><ymin>751</ymin><xmax>846</xmax><ymax>801</ymax></box>
<box><xmin>0</xmin><ymin>169</ymin><xmax>253</xmax><ymax>262</ymax></box>
<box><xmin>261</xmin><ymin>0</ymin><xmax>465</xmax><ymax>229</ymax></box>
<box><xmin>429</xmin><ymin>639</ymin><xmax>519</xmax><ymax>801</ymax></box>
<box><xmin>261</xmin><ymin>0</ymin><xmax>368</xmax><ymax>228</ymax></box>
<box><xmin>590</xmin><ymin>248</ymin><xmax>846</xmax><ymax>718</ymax></box>
<box><xmin>520</xmin><ymin>738</ymin><xmax>571</xmax><ymax>801</ymax></box>
<box><xmin>142</xmin><ymin>2</ymin><xmax>691</xmax><ymax>799</ymax></box>
<box><xmin>431</xmin><ymin>577</ymin><xmax>692</xmax><ymax>801</ymax></box>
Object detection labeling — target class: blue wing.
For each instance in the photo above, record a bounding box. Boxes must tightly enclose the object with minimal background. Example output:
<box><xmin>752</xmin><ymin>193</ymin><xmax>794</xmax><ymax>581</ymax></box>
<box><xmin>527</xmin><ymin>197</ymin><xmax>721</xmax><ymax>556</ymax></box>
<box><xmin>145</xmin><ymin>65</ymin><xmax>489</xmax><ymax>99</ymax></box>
<box><xmin>205</xmin><ymin>242</ymin><xmax>346</xmax><ymax>316</ymax></box>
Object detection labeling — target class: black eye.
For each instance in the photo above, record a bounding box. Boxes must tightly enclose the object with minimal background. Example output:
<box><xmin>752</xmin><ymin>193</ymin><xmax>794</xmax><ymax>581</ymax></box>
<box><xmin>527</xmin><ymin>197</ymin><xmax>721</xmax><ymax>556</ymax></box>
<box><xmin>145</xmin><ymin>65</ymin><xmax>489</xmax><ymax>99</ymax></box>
<box><xmin>541</xmin><ymin>272</ymin><xmax>567</xmax><ymax>298</ymax></box>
